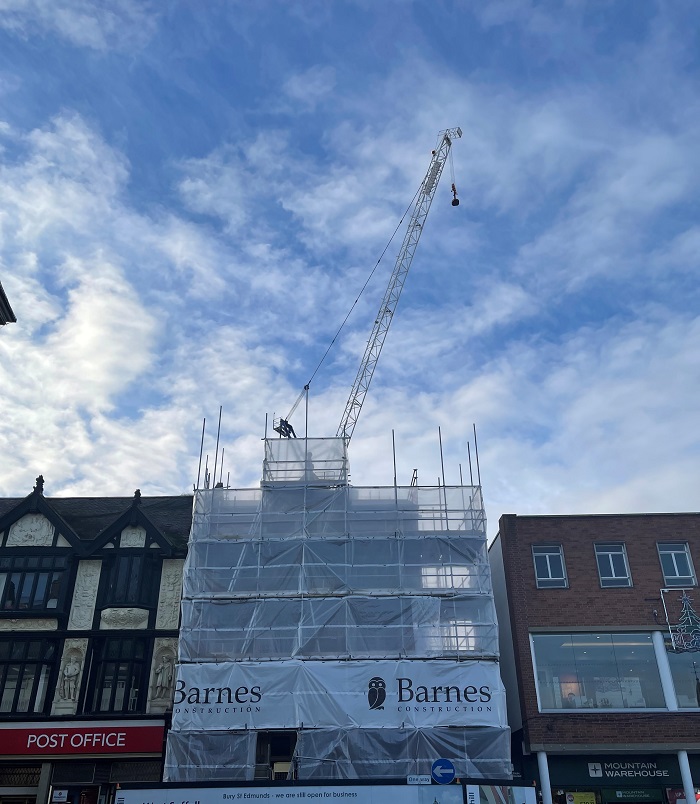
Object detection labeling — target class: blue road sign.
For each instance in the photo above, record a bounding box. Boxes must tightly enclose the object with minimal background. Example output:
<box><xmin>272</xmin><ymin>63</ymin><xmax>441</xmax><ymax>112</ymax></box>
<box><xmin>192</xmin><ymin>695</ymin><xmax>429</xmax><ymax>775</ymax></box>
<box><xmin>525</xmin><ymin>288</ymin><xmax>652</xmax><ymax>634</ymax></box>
<box><xmin>431</xmin><ymin>758</ymin><xmax>456</xmax><ymax>784</ymax></box>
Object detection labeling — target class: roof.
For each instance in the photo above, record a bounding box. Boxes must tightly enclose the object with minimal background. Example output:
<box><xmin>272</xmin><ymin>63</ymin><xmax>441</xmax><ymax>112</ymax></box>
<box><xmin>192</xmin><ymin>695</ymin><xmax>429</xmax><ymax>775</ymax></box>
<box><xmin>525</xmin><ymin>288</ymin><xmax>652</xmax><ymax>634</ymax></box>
<box><xmin>0</xmin><ymin>494</ymin><xmax>193</xmax><ymax>550</ymax></box>
<box><xmin>0</xmin><ymin>280</ymin><xmax>16</xmax><ymax>325</ymax></box>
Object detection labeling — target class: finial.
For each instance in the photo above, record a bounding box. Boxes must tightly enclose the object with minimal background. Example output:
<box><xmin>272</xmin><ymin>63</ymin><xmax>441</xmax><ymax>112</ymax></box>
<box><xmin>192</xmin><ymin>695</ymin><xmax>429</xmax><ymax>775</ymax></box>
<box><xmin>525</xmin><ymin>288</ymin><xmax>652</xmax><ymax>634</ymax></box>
<box><xmin>133</xmin><ymin>489</ymin><xmax>141</xmax><ymax>504</ymax></box>
<box><xmin>34</xmin><ymin>475</ymin><xmax>45</xmax><ymax>494</ymax></box>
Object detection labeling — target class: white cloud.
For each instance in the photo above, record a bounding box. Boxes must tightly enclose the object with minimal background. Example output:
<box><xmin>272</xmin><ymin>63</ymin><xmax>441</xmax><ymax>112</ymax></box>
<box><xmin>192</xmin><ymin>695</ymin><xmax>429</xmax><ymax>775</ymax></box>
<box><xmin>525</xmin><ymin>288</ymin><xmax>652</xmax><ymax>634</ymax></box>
<box><xmin>0</xmin><ymin>0</ymin><xmax>158</xmax><ymax>50</ymax></box>
<box><xmin>283</xmin><ymin>65</ymin><xmax>336</xmax><ymax>111</ymax></box>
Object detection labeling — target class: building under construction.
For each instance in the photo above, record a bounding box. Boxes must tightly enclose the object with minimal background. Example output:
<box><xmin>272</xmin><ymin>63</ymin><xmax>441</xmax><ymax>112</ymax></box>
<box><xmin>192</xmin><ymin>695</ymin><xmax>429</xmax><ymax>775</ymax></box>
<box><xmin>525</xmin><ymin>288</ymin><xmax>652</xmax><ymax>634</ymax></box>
<box><xmin>164</xmin><ymin>437</ymin><xmax>510</xmax><ymax>781</ymax></box>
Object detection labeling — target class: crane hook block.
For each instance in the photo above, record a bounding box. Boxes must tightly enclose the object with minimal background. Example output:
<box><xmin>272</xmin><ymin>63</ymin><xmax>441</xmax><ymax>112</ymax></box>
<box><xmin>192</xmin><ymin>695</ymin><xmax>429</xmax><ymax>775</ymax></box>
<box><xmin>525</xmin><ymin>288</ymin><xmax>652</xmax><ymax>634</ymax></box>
<box><xmin>451</xmin><ymin>183</ymin><xmax>460</xmax><ymax>206</ymax></box>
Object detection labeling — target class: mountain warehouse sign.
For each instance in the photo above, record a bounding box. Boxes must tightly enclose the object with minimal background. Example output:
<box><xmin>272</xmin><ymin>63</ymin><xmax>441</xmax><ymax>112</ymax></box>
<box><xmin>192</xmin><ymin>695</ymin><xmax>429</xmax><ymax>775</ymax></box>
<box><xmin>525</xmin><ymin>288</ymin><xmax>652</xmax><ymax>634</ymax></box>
<box><xmin>171</xmin><ymin>660</ymin><xmax>506</xmax><ymax>730</ymax></box>
<box><xmin>549</xmin><ymin>756</ymin><xmax>681</xmax><ymax>788</ymax></box>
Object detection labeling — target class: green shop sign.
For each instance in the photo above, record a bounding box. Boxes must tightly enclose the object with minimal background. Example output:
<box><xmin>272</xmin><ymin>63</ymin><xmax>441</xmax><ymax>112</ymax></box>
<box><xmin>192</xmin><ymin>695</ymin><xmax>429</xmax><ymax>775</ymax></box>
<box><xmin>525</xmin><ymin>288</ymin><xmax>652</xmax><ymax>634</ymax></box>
<box><xmin>601</xmin><ymin>789</ymin><xmax>663</xmax><ymax>802</ymax></box>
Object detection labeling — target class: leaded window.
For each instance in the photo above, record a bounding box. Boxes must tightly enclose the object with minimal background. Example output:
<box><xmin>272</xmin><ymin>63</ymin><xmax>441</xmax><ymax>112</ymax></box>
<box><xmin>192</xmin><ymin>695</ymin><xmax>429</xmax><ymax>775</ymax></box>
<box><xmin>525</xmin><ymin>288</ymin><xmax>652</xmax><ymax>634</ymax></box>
<box><xmin>0</xmin><ymin>638</ymin><xmax>57</xmax><ymax>715</ymax></box>
<box><xmin>88</xmin><ymin>637</ymin><xmax>149</xmax><ymax>714</ymax></box>
<box><xmin>0</xmin><ymin>555</ymin><xmax>69</xmax><ymax>612</ymax></box>
<box><xmin>104</xmin><ymin>555</ymin><xmax>157</xmax><ymax>607</ymax></box>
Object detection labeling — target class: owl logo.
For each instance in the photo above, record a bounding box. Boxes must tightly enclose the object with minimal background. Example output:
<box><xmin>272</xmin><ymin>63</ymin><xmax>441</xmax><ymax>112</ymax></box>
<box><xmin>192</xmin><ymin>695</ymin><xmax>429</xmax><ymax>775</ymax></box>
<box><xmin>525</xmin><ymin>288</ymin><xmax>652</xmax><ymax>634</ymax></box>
<box><xmin>368</xmin><ymin>677</ymin><xmax>386</xmax><ymax>710</ymax></box>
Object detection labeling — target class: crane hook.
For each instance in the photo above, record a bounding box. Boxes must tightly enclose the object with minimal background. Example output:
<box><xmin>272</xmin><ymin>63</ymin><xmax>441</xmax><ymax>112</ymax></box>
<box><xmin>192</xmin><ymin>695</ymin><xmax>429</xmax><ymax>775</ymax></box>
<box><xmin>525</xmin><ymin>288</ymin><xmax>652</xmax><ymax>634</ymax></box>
<box><xmin>451</xmin><ymin>183</ymin><xmax>459</xmax><ymax>207</ymax></box>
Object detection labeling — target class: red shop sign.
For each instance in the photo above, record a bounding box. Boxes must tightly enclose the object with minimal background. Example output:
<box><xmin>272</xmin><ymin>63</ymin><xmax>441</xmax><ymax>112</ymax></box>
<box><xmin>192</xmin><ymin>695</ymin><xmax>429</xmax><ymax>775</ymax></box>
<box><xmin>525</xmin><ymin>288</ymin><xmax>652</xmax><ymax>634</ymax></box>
<box><xmin>0</xmin><ymin>724</ymin><xmax>164</xmax><ymax>756</ymax></box>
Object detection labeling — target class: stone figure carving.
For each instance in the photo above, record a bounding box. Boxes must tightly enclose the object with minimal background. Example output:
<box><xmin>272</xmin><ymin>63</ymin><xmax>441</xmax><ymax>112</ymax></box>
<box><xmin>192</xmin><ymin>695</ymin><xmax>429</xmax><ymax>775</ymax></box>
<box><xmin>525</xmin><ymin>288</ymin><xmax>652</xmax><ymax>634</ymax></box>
<box><xmin>7</xmin><ymin>514</ymin><xmax>54</xmax><ymax>547</ymax></box>
<box><xmin>60</xmin><ymin>655</ymin><xmax>81</xmax><ymax>701</ymax></box>
<box><xmin>153</xmin><ymin>654</ymin><xmax>174</xmax><ymax>698</ymax></box>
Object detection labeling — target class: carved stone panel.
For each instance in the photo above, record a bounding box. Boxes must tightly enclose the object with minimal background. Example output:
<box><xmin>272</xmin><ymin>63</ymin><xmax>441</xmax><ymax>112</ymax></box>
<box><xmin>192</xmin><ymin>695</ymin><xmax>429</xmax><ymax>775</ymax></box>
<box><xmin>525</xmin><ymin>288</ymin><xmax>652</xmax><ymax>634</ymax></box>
<box><xmin>120</xmin><ymin>526</ymin><xmax>146</xmax><ymax>548</ymax></box>
<box><xmin>51</xmin><ymin>638</ymin><xmax>88</xmax><ymax>715</ymax></box>
<box><xmin>147</xmin><ymin>637</ymin><xmax>177</xmax><ymax>714</ymax></box>
<box><xmin>100</xmin><ymin>607</ymin><xmax>149</xmax><ymax>629</ymax></box>
<box><xmin>7</xmin><ymin>514</ymin><xmax>54</xmax><ymax>546</ymax></box>
<box><xmin>67</xmin><ymin>560</ymin><xmax>102</xmax><ymax>630</ymax></box>
<box><xmin>0</xmin><ymin>618</ymin><xmax>57</xmax><ymax>631</ymax></box>
<box><xmin>155</xmin><ymin>559</ymin><xmax>184</xmax><ymax>630</ymax></box>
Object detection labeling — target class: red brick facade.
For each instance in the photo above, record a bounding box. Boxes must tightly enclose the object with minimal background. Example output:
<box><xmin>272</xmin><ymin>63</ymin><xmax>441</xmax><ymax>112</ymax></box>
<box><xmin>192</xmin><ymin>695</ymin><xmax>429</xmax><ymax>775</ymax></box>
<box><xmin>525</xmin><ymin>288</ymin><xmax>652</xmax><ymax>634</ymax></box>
<box><xmin>494</xmin><ymin>513</ymin><xmax>700</xmax><ymax>752</ymax></box>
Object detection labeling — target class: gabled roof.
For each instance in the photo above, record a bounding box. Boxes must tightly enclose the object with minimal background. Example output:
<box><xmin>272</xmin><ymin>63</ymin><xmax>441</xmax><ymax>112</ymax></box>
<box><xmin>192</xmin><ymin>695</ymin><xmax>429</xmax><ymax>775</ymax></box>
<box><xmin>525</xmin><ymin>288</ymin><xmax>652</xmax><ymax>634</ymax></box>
<box><xmin>0</xmin><ymin>478</ymin><xmax>193</xmax><ymax>553</ymax></box>
<box><xmin>0</xmin><ymin>279</ymin><xmax>16</xmax><ymax>325</ymax></box>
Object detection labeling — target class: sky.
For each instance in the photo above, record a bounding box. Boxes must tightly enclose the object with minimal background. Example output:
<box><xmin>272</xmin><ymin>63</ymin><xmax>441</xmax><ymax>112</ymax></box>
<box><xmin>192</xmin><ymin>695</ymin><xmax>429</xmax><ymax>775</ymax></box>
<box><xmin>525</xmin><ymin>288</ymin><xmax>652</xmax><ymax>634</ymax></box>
<box><xmin>0</xmin><ymin>0</ymin><xmax>698</xmax><ymax>535</ymax></box>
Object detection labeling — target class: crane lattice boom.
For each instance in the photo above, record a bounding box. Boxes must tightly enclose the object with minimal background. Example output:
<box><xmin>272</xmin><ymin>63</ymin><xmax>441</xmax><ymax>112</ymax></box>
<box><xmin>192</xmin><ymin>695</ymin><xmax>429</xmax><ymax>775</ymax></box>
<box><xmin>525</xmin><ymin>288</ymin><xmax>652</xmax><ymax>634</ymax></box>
<box><xmin>336</xmin><ymin>127</ymin><xmax>462</xmax><ymax>441</ymax></box>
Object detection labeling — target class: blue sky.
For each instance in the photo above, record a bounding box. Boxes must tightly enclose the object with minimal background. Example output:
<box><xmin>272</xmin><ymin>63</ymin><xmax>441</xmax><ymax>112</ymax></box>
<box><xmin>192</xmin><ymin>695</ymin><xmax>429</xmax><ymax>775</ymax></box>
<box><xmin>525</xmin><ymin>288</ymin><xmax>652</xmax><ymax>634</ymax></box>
<box><xmin>0</xmin><ymin>0</ymin><xmax>698</xmax><ymax>533</ymax></box>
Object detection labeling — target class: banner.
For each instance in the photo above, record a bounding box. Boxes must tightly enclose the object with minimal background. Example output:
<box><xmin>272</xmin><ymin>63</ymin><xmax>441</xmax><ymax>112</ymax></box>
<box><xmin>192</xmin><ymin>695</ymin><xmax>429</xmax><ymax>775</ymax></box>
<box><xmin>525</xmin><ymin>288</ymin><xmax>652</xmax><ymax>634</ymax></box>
<box><xmin>0</xmin><ymin>723</ymin><xmax>164</xmax><ymax>756</ymax></box>
<box><xmin>172</xmin><ymin>660</ymin><xmax>505</xmax><ymax>730</ymax></box>
<box><xmin>119</xmin><ymin>786</ymin><xmax>537</xmax><ymax>804</ymax></box>
<box><xmin>119</xmin><ymin>787</ymin><xmax>459</xmax><ymax>804</ymax></box>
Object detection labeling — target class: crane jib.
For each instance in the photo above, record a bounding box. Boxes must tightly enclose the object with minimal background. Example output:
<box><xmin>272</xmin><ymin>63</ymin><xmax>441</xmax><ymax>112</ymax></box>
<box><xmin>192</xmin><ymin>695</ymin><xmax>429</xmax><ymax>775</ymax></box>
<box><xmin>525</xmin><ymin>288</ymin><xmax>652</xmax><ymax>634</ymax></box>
<box><xmin>335</xmin><ymin>127</ymin><xmax>462</xmax><ymax>442</ymax></box>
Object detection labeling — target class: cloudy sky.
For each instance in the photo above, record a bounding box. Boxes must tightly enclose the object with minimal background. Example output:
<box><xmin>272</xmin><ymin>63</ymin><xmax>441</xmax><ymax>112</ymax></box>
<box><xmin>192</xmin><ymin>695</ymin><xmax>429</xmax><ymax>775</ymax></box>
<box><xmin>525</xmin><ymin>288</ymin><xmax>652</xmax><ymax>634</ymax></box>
<box><xmin>0</xmin><ymin>0</ymin><xmax>698</xmax><ymax>534</ymax></box>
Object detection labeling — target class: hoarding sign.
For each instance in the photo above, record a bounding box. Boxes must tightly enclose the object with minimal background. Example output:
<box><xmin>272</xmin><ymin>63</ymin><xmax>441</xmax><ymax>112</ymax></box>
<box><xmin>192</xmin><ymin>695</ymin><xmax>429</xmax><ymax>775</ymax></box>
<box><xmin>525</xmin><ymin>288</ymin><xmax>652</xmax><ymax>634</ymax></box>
<box><xmin>119</xmin><ymin>786</ymin><xmax>536</xmax><ymax>804</ymax></box>
<box><xmin>171</xmin><ymin>659</ymin><xmax>506</xmax><ymax>730</ymax></box>
<box><xmin>0</xmin><ymin>724</ymin><xmax>164</xmax><ymax>756</ymax></box>
<box><xmin>118</xmin><ymin>786</ymin><xmax>463</xmax><ymax>804</ymax></box>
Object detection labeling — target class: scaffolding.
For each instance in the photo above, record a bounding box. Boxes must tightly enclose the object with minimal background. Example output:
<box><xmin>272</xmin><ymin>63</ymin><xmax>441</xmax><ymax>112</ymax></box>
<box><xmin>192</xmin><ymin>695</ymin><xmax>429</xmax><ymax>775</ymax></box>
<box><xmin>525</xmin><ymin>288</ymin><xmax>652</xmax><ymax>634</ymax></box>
<box><xmin>165</xmin><ymin>438</ymin><xmax>510</xmax><ymax>781</ymax></box>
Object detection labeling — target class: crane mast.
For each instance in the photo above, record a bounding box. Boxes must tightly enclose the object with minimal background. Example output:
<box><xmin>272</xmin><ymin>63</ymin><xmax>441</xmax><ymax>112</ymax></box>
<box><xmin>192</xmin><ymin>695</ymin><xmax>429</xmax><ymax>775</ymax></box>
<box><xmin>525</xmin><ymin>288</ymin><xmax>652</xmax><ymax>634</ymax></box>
<box><xmin>336</xmin><ymin>127</ymin><xmax>462</xmax><ymax>442</ymax></box>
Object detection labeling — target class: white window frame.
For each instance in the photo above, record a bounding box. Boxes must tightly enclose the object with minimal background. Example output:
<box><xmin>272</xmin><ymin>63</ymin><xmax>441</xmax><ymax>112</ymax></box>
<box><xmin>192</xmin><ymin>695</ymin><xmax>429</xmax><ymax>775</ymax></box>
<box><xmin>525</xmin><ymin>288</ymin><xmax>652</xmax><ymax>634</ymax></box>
<box><xmin>532</xmin><ymin>545</ymin><xmax>568</xmax><ymax>589</ymax></box>
<box><xmin>657</xmin><ymin>542</ymin><xmax>697</xmax><ymax>587</ymax></box>
<box><xmin>594</xmin><ymin>543</ymin><xmax>632</xmax><ymax>588</ymax></box>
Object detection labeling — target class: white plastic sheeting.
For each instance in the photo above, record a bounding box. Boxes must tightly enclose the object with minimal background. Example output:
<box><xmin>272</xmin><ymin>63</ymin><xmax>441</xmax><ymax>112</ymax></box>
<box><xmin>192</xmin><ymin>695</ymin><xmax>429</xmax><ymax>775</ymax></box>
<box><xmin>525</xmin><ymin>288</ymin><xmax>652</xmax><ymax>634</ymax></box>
<box><xmin>164</xmin><ymin>726</ymin><xmax>511</xmax><ymax>781</ymax></box>
<box><xmin>294</xmin><ymin>727</ymin><xmax>511</xmax><ymax>779</ymax></box>
<box><xmin>166</xmin><ymin>438</ymin><xmax>509</xmax><ymax>781</ymax></box>
<box><xmin>179</xmin><ymin>595</ymin><xmax>498</xmax><ymax>660</ymax></box>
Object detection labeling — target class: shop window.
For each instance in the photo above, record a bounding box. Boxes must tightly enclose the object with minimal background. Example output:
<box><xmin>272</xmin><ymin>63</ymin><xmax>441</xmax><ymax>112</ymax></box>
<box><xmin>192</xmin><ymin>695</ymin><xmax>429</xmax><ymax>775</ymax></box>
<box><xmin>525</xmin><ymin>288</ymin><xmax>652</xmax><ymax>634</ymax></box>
<box><xmin>532</xmin><ymin>545</ymin><xmax>568</xmax><ymax>588</ymax></box>
<box><xmin>0</xmin><ymin>555</ymin><xmax>69</xmax><ymax>612</ymax></box>
<box><xmin>87</xmin><ymin>637</ymin><xmax>149</xmax><ymax>714</ymax></box>
<box><xmin>594</xmin><ymin>543</ymin><xmax>632</xmax><ymax>588</ymax></box>
<box><xmin>658</xmin><ymin>543</ymin><xmax>696</xmax><ymax>587</ymax></box>
<box><xmin>531</xmin><ymin>632</ymin><xmax>666</xmax><ymax>710</ymax></box>
<box><xmin>0</xmin><ymin>638</ymin><xmax>57</xmax><ymax>715</ymax></box>
<box><xmin>104</xmin><ymin>555</ymin><xmax>157</xmax><ymax>607</ymax></box>
<box><xmin>667</xmin><ymin>649</ymin><xmax>700</xmax><ymax>708</ymax></box>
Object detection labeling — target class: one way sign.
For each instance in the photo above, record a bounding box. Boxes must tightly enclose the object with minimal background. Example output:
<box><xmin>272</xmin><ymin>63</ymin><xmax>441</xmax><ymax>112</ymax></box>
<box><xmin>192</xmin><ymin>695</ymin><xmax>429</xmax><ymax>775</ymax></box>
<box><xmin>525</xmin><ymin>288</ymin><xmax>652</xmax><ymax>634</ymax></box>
<box><xmin>431</xmin><ymin>758</ymin><xmax>456</xmax><ymax>784</ymax></box>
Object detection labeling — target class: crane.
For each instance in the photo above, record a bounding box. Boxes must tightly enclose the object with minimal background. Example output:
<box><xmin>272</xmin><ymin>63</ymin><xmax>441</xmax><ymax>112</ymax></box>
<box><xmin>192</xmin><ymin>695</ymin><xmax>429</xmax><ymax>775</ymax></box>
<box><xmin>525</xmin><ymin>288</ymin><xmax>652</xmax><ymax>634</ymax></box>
<box><xmin>336</xmin><ymin>127</ymin><xmax>462</xmax><ymax>441</ymax></box>
<box><xmin>274</xmin><ymin>127</ymin><xmax>462</xmax><ymax>442</ymax></box>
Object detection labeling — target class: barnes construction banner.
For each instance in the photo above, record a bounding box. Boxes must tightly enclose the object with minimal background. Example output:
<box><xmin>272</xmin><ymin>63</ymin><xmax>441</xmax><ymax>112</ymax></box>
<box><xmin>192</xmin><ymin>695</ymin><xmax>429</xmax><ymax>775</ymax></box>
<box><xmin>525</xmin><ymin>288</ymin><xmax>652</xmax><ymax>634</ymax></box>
<box><xmin>171</xmin><ymin>659</ymin><xmax>505</xmax><ymax>730</ymax></box>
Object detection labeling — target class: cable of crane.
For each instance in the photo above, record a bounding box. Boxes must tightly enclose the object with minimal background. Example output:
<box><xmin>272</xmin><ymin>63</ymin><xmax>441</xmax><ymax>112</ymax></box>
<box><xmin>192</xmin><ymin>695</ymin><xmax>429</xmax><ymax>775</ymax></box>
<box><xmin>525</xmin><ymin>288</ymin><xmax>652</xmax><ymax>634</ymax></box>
<box><xmin>281</xmin><ymin>178</ymin><xmax>425</xmax><ymax>424</ymax></box>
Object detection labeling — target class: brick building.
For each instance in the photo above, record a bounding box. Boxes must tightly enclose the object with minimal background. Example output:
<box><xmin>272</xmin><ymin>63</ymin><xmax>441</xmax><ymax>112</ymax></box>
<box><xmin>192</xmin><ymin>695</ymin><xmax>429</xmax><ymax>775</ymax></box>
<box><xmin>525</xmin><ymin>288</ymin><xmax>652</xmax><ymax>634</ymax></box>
<box><xmin>0</xmin><ymin>478</ymin><xmax>191</xmax><ymax>804</ymax></box>
<box><xmin>490</xmin><ymin>512</ymin><xmax>700</xmax><ymax>804</ymax></box>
